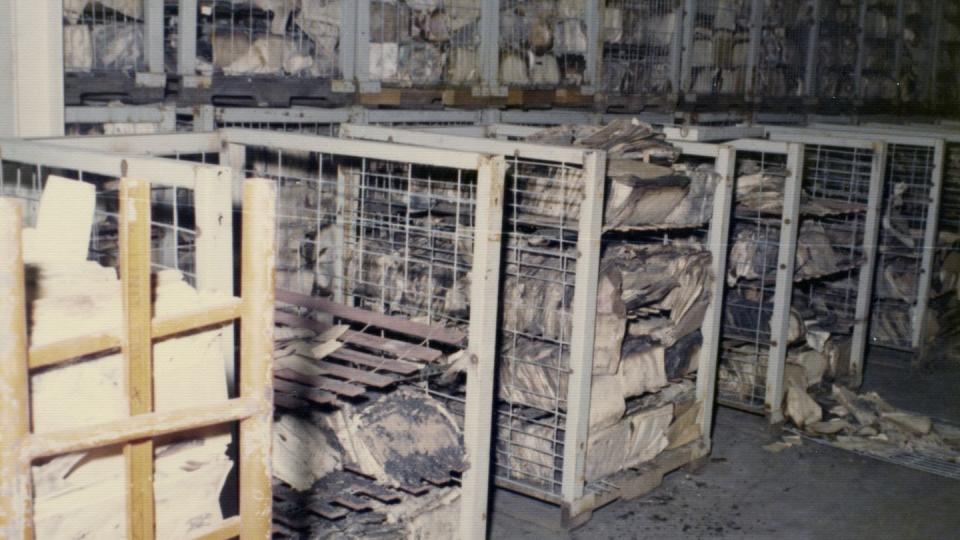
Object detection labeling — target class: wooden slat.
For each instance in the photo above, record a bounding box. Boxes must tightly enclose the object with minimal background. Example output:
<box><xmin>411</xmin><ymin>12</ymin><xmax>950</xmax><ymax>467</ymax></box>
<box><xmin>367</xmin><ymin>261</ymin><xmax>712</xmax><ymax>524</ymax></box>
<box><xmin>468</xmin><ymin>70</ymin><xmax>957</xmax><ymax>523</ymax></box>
<box><xmin>274</xmin><ymin>368</ymin><xmax>365</xmax><ymax>397</ymax></box>
<box><xmin>351</xmin><ymin>484</ymin><xmax>400</xmax><ymax>504</ymax></box>
<box><xmin>332</xmin><ymin>494</ymin><xmax>372</xmax><ymax>511</ymax></box>
<box><xmin>120</xmin><ymin>178</ymin><xmax>155</xmax><ymax>540</ymax></box>
<box><xmin>28</xmin><ymin>299</ymin><xmax>242</xmax><ymax>370</ymax></box>
<box><xmin>27</xmin><ymin>398</ymin><xmax>260</xmax><ymax>460</ymax></box>
<box><xmin>273</xmin><ymin>378</ymin><xmax>338</xmax><ymax>405</ymax></box>
<box><xmin>239</xmin><ymin>179</ymin><xmax>277</xmax><ymax>539</ymax></box>
<box><xmin>328</xmin><ymin>348</ymin><xmax>421</xmax><ymax>375</ymax></box>
<box><xmin>276</xmin><ymin>289</ymin><xmax>467</xmax><ymax>346</ymax></box>
<box><xmin>308</xmin><ymin>502</ymin><xmax>349</xmax><ymax>520</ymax></box>
<box><xmin>274</xmin><ymin>310</ymin><xmax>443</xmax><ymax>363</ymax></box>
<box><xmin>273</xmin><ymin>392</ymin><xmax>311</xmax><ymax>410</ymax></box>
<box><xmin>0</xmin><ymin>199</ymin><xmax>32</xmax><ymax>540</ymax></box>
<box><xmin>190</xmin><ymin>516</ymin><xmax>241</xmax><ymax>540</ymax></box>
<box><xmin>309</xmin><ymin>360</ymin><xmax>397</xmax><ymax>388</ymax></box>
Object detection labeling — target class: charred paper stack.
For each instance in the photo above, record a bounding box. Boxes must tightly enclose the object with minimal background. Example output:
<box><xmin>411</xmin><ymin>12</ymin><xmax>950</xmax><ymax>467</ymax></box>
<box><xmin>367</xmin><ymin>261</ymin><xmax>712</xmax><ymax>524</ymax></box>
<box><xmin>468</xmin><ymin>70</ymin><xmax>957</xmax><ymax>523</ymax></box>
<box><xmin>601</xmin><ymin>0</ymin><xmax>679</xmax><ymax>96</ymax></box>
<box><xmin>368</xmin><ymin>0</ymin><xmax>482</xmax><ymax>86</ymax></box>
<box><xmin>470</xmin><ymin>119</ymin><xmax>719</xmax><ymax>492</ymax></box>
<box><xmin>193</xmin><ymin>0</ymin><xmax>341</xmax><ymax>77</ymax></box>
<box><xmin>718</xmin><ymin>149</ymin><xmax>872</xmax><ymax>411</ymax></box>
<box><xmin>63</xmin><ymin>0</ymin><xmax>145</xmax><ymax>73</ymax></box>
<box><xmin>499</xmin><ymin>0</ymin><xmax>588</xmax><ymax>87</ymax></box>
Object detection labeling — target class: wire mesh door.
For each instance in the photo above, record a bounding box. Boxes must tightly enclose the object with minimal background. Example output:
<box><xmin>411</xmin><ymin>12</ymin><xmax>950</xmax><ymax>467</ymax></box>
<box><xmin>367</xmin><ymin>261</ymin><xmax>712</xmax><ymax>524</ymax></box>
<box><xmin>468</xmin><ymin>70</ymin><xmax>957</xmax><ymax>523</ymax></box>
<box><xmin>63</xmin><ymin>0</ymin><xmax>147</xmax><ymax>73</ymax></box>
<box><xmin>683</xmin><ymin>0</ymin><xmax>752</xmax><ymax>97</ymax></box>
<box><xmin>498</xmin><ymin>0</ymin><xmax>589</xmax><ymax>88</ymax></box>
<box><xmin>718</xmin><ymin>146</ymin><xmax>790</xmax><ymax>412</ymax></box>
<box><xmin>368</xmin><ymin>0</ymin><xmax>482</xmax><ymax>87</ymax></box>
<box><xmin>752</xmin><ymin>0</ymin><xmax>814</xmax><ymax>99</ymax></box>
<box><xmin>601</xmin><ymin>0</ymin><xmax>681</xmax><ymax>97</ymax></box>
<box><xmin>871</xmin><ymin>142</ymin><xmax>939</xmax><ymax>351</ymax></box>
<box><xmin>816</xmin><ymin>0</ymin><xmax>861</xmax><ymax>100</ymax></box>
<box><xmin>193</xmin><ymin>0</ymin><xmax>341</xmax><ymax>78</ymax></box>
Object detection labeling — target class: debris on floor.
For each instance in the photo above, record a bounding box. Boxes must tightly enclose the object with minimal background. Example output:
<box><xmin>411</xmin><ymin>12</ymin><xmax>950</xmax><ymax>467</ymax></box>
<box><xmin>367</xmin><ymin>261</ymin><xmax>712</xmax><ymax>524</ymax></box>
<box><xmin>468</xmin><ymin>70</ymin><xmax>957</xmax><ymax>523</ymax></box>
<box><xmin>777</xmin><ymin>384</ymin><xmax>960</xmax><ymax>465</ymax></box>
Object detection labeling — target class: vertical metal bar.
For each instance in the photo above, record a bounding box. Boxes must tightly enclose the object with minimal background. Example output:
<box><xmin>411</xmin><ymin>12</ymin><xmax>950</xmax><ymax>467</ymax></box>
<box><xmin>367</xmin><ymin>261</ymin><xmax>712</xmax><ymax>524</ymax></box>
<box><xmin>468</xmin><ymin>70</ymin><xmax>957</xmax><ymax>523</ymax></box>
<box><xmin>479</xmin><ymin>0</ymin><xmax>501</xmax><ymax>94</ymax></box>
<box><xmin>334</xmin><ymin>166</ymin><xmax>348</xmax><ymax>304</ymax></box>
<box><xmin>804</xmin><ymin>0</ymin><xmax>822</xmax><ymax>98</ymax></box>
<box><xmin>0</xmin><ymin>199</ymin><xmax>31</xmax><ymax>540</ymax></box>
<box><xmin>669</xmin><ymin>0</ymin><xmax>685</xmax><ymax>93</ymax></box>
<box><xmin>178</xmin><ymin>0</ymin><xmax>198</xmax><ymax>76</ymax></box>
<box><xmin>582</xmin><ymin>0</ymin><xmax>601</xmax><ymax>93</ymax></box>
<box><xmin>929</xmin><ymin>0</ymin><xmax>943</xmax><ymax>104</ymax></box>
<box><xmin>765</xmin><ymin>143</ymin><xmax>804</xmax><ymax>423</ymax></box>
<box><xmin>893</xmin><ymin>0</ymin><xmax>905</xmax><ymax>82</ymax></box>
<box><xmin>194</xmin><ymin>167</ymin><xmax>236</xmax><ymax>383</ymax></box>
<box><xmin>160</xmin><ymin>107</ymin><xmax>177</xmax><ymax>132</ymax></box>
<box><xmin>239</xmin><ymin>179</ymin><xmax>276</xmax><ymax>540</ymax></box>
<box><xmin>119</xmin><ymin>178</ymin><xmax>156</xmax><ymax>540</ymax></box>
<box><xmin>354</xmin><ymin>0</ymin><xmax>375</xmax><ymax>92</ymax></box>
<box><xmin>854</xmin><ymin>0</ymin><xmax>868</xmax><ymax>97</ymax></box>
<box><xmin>221</xmin><ymin>142</ymin><xmax>247</xmax><ymax>206</ymax></box>
<box><xmin>744</xmin><ymin>0</ymin><xmax>763</xmax><ymax>99</ymax></box>
<box><xmin>561</xmin><ymin>150</ymin><xmax>607</xmax><ymax>505</ymax></box>
<box><xmin>696</xmin><ymin>145</ymin><xmax>735</xmax><ymax>441</ymax></box>
<box><xmin>850</xmin><ymin>142</ymin><xmax>887</xmax><ymax>386</ymax></box>
<box><xmin>144</xmin><ymin>0</ymin><xmax>164</xmax><ymax>74</ymax></box>
<box><xmin>195</xmin><ymin>105</ymin><xmax>216</xmax><ymax>132</ymax></box>
<box><xmin>912</xmin><ymin>140</ymin><xmax>946</xmax><ymax>349</ymax></box>
<box><xmin>459</xmin><ymin>156</ymin><xmax>506</xmax><ymax>540</ymax></box>
<box><xmin>339</xmin><ymin>0</ymin><xmax>357</xmax><ymax>83</ymax></box>
<box><xmin>680</xmin><ymin>0</ymin><xmax>697</xmax><ymax>94</ymax></box>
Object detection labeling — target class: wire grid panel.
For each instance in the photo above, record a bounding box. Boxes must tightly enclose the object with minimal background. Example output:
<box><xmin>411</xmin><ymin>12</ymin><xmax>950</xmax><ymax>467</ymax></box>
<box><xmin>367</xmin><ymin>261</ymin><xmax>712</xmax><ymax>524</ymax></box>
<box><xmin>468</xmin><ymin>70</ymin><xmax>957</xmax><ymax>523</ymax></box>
<box><xmin>858</xmin><ymin>0</ymin><xmax>899</xmax><ymax>100</ymax></box>
<box><xmin>684</xmin><ymin>0</ymin><xmax>752</xmax><ymax>96</ymax></box>
<box><xmin>871</xmin><ymin>142</ymin><xmax>938</xmax><ymax>350</ymax></box>
<box><xmin>489</xmin><ymin>154</ymin><xmax>586</xmax><ymax>500</ymax></box>
<box><xmin>217</xmin><ymin>119</ymin><xmax>340</xmax><ymax>136</ymax></box>
<box><xmin>794</xmin><ymin>143</ymin><xmax>875</xmax><ymax>336</ymax></box>
<box><xmin>63</xmin><ymin>0</ymin><xmax>147</xmax><ymax>73</ymax></box>
<box><xmin>0</xmin><ymin>158</ymin><xmax>197</xmax><ymax>282</ymax></box>
<box><xmin>816</xmin><ymin>0</ymin><xmax>861</xmax><ymax>100</ymax></box>
<box><xmin>193</xmin><ymin>0</ymin><xmax>341</xmax><ymax>78</ymax></box>
<box><xmin>498</xmin><ymin>0</ymin><xmax>589</xmax><ymax>88</ymax></box>
<box><xmin>940</xmin><ymin>142</ymin><xmax>960</xmax><ymax>237</ymax></box>
<box><xmin>934</xmin><ymin>1</ymin><xmax>960</xmax><ymax>106</ymax></box>
<box><xmin>601</xmin><ymin>0</ymin><xmax>681</xmax><ymax>96</ymax></box>
<box><xmin>753</xmin><ymin>0</ymin><xmax>814</xmax><ymax>99</ymax></box>
<box><xmin>368</xmin><ymin>0</ymin><xmax>482</xmax><ymax>87</ymax></box>
<box><xmin>718</xmin><ymin>147</ymin><xmax>788</xmax><ymax>412</ymax></box>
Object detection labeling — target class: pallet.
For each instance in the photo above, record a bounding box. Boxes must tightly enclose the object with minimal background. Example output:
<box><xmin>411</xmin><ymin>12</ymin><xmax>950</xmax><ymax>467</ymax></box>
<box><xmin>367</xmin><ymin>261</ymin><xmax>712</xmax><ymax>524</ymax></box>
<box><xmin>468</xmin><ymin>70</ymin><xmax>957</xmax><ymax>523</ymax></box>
<box><xmin>64</xmin><ymin>72</ymin><xmax>166</xmax><ymax>105</ymax></box>
<box><xmin>493</xmin><ymin>439</ymin><xmax>710</xmax><ymax>531</ymax></box>
<box><xmin>177</xmin><ymin>75</ymin><xmax>352</xmax><ymax>108</ymax></box>
<box><xmin>359</xmin><ymin>88</ymin><xmax>446</xmax><ymax>109</ymax></box>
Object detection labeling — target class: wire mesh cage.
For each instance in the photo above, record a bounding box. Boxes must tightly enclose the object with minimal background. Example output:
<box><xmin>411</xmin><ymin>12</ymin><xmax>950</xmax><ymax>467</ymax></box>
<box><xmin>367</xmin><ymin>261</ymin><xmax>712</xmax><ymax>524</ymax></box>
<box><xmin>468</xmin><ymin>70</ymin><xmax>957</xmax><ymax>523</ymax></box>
<box><xmin>601</xmin><ymin>0</ymin><xmax>681</xmax><ymax>96</ymax></box>
<box><xmin>858</xmin><ymin>0</ymin><xmax>899</xmax><ymax>100</ymax></box>
<box><xmin>815</xmin><ymin>0</ymin><xmax>861</xmax><ymax>100</ymax></box>
<box><xmin>189</xmin><ymin>0</ymin><xmax>341</xmax><ymax>78</ymax></box>
<box><xmin>683</xmin><ymin>0</ymin><xmax>752</xmax><ymax>96</ymax></box>
<box><xmin>367</xmin><ymin>0</ymin><xmax>483</xmax><ymax>87</ymax></box>
<box><xmin>498</xmin><ymin>0</ymin><xmax>589</xmax><ymax>88</ymax></box>
<box><xmin>752</xmin><ymin>0</ymin><xmax>814</xmax><ymax>99</ymax></box>
<box><xmin>64</xmin><ymin>0</ymin><xmax>148</xmax><ymax>74</ymax></box>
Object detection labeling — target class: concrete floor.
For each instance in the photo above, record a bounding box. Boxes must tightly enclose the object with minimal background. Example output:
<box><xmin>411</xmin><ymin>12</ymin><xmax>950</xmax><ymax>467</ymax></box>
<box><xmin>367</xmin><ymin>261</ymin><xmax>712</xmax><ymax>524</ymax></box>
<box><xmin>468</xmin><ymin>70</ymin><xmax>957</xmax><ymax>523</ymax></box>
<box><xmin>491</xmin><ymin>351</ymin><xmax>960</xmax><ymax>539</ymax></box>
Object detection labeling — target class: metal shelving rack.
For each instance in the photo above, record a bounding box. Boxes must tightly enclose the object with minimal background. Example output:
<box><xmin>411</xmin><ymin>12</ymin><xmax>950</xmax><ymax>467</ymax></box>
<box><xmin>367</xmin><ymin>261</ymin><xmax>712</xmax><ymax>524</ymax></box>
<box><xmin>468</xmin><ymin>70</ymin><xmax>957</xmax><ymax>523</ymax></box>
<box><xmin>712</xmin><ymin>136</ymin><xmax>884</xmax><ymax>420</ymax></box>
<box><xmin>769</xmin><ymin>125</ymin><xmax>945</xmax><ymax>357</ymax></box>
<box><xmin>338</xmin><ymin>122</ymin><xmax>733</xmax><ymax>526</ymax></box>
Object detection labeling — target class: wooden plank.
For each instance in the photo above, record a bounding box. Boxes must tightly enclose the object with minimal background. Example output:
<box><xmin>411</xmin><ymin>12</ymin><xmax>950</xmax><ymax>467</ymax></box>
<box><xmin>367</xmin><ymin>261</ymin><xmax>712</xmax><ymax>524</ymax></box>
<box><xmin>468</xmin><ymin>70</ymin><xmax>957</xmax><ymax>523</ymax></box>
<box><xmin>239</xmin><ymin>179</ymin><xmax>277</xmax><ymax>539</ymax></box>
<box><xmin>309</xmin><ymin>360</ymin><xmax>397</xmax><ymax>388</ymax></box>
<box><xmin>308</xmin><ymin>502</ymin><xmax>349</xmax><ymax>520</ymax></box>
<box><xmin>350</xmin><ymin>484</ymin><xmax>400</xmax><ymax>504</ymax></box>
<box><xmin>332</xmin><ymin>494</ymin><xmax>372</xmax><ymax>511</ymax></box>
<box><xmin>273</xmin><ymin>379</ymin><xmax>338</xmax><ymax>405</ymax></box>
<box><xmin>27</xmin><ymin>398</ymin><xmax>260</xmax><ymax>460</ymax></box>
<box><xmin>120</xmin><ymin>178</ymin><xmax>156</xmax><ymax>540</ymax></box>
<box><xmin>29</xmin><ymin>299</ymin><xmax>242</xmax><ymax>370</ymax></box>
<box><xmin>274</xmin><ymin>368</ymin><xmax>366</xmax><ymax>397</ymax></box>
<box><xmin>328</xmin><ymin>348</ymin><xmax>421</xmax><ymax>375</ymax></box>
<box><xmin>276</xmin><ymin>289</ymin><xmax>466</xmax><ymax>346</ymax></box>
<box><xmin>274</xmin><ymin>310</ymin><xmax>443</xmax><ymax>362</ymax></box>
<box><xmin>0</xmin><ymin>199</ymin><xmax>32</xmax><ymax>540</ymax></box>
<box><xmin>190</xmin><ymin>516</ymin><xmax>241</xmax><ymax>540</ymax></box>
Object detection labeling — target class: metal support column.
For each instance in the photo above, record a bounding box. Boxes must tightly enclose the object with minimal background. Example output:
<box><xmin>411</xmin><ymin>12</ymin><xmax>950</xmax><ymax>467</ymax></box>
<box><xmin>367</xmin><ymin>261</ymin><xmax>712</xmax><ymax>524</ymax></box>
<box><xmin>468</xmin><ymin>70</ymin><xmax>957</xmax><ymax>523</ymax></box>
<box><xmin>582</xmin><ymin>0</ymin><xmax>601</xmax><ymax>94</ymax></box>
<box><xmin>912</xmin><ymin>141</ymin><xmax>946</xmax><ymax>350</ymax></box>
<box><xmin>803</xmin><ymin>0</ymin><xmax>822</xmax><ymax>98</ymax></box>
<box><xmin>854</xmin><ymin>0</ymin><xmax>868</xmax><ymax>97</ymax></box>
<box><xmin>744</xmin><ymin>0</ymin><xmax>764</xmax><ymax>100</ymax></box>
<box><xmin>177</xmin><ymin>0</ymin><xmax>198</xmax><ymax>77</ymax></box>
<box><xmin>765</xmin><ymin>143</ymin><xmax>804</xmax><ymax>423</ymax></box>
